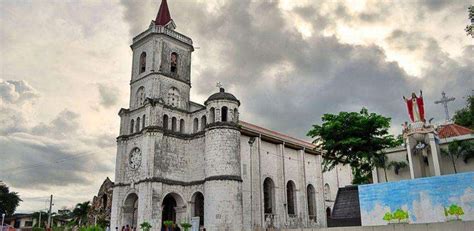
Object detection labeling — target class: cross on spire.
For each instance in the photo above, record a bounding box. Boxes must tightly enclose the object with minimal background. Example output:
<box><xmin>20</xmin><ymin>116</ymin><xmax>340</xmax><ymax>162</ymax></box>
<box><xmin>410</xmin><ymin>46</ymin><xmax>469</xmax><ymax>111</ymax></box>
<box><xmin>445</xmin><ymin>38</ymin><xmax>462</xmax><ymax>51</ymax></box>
<box><xmin>434</xmin><ymin>91</ymin><xmax>455</xmax><ymax>121</ymax></box>
<box><xmin>216</xmin><ymin>82</ymin><xmax>223</xmax><ymax>89</ymax></box>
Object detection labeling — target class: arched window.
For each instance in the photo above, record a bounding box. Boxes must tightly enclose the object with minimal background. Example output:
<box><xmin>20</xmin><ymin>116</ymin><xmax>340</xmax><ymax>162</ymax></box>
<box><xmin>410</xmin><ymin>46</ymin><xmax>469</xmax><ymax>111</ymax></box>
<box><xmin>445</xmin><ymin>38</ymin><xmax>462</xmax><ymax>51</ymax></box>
<box><xmin>324</xmin><ymin>183</ymin><xmax>330</xmax><ymax>201</ymax></box>
<box><xmin>139</xmin><ymin>52</ymin><xmax>146</xmax><ymax>74</ymax></box>
<box><xmin>171</xmin><ymin>117</ymin><xmax>177</xmax><ymax>132</ymax></box>
<box><xmin>326</xmin><ymin>207</ymin><xmax>331</xmax><ymax>218</ymax></box>
<box><xmin>210</xmin><ymin>107</ymin><xmax>215</xmax><ymax>123</ymax></box>
<box><xmin>142</xmin><ymin>115</ymin><xmax>146</xmax><ymax>129</ymax></box>
<box><xmin>193</xmin><ymin>118</ymin><xmax>199</xmax><ymax>133</ymax></box>
<box><xmin>170</xmin><ymin>52</ymin><xmax>178</xmax><ymax>73</ymax></box>
<box><xmin>163</xmin><ymin>115</ymin><xmax>169</xmax><ymax>130</ymax></box>
<box><xmin>307</xmin><ymin>184</ymin><xmax>316</xmax><ymax>221</ymax></box>
<box><xmin>287</xmin><ymin>180</ymin><xmax>297</xmax><ymax>216</ymax></box>
<box><xmin>102</xmin><ymin>194</ymin><xmax>108</xmax><ymax>209</ymax></box>
<box><xmin>136</xmin><ymin>117</ymin><xmax>140</xmax><ymax>131</ymax></box>
<box><xmin>233</xmin><ymin>108</ymin><xmax>239</xmax><ymax>122</ymax></box>
<box><xmin>180</xmin><ymin>119</ymin><xmax>185</xmax><ymax>133</ymax></box>
<box><xmin>201</xmin><ymin>115</ymin><xmax>207</xmax><ymax>131</ymax></box>
<box><xmin>130</xmin><ymin>119</ymin><xmax>135</xmax><ymax>133</ymax></box>
<box><xmin>221</xmin><ymin>106</ymin><xmax>228</xmax><ymax>122</ymax></box>
<box><xmin>167</xmin><ymin>87</ymin><xmax>180</xmax><ymax>107</ymax></box>
<box><xmin>136</xmin><ymin>86</ymin><xmax>145</xmax><ymax>107</ymax></box>
<box><xmin>263</xmin><ymin>178</ymin><xmax>275</xmax><ymax>215</ymax></box>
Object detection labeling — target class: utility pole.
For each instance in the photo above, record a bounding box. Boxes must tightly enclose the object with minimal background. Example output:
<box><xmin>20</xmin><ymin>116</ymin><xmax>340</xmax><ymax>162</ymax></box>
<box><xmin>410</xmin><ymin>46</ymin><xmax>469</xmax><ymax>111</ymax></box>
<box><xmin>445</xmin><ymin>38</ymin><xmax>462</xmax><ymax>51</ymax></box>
<box><xmin>47</xmin><ymin>195</ymin><xmax>53</xmax><ymax>228</ymax></box>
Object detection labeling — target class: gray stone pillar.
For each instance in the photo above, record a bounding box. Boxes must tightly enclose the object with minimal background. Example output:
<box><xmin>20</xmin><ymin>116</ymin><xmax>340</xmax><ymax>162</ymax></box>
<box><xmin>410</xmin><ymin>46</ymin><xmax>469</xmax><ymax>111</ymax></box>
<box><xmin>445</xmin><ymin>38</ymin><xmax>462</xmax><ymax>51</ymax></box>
<box><xmin>428</xmin><ymin>133</ymin><xmax>442</xmax><ymax>176</ymax></box>
<box><xmin>406</xmin><ymin>137</ymin><xmax>423</xmax><ymax>179</ymax></box>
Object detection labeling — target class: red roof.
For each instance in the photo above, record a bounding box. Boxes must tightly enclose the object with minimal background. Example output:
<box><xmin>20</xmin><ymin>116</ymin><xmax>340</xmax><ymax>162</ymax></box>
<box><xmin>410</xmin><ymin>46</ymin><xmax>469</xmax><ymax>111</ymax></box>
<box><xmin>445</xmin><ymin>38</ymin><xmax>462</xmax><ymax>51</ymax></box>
<box><xmin>155</xmin><ymin>0</ymin><xmax>172</xmax><ymax>26</ymax></box>
<box><xmin>437</xmin><ymin>123</ymin><xmax>473</xmax><ymax>139</ymax></box>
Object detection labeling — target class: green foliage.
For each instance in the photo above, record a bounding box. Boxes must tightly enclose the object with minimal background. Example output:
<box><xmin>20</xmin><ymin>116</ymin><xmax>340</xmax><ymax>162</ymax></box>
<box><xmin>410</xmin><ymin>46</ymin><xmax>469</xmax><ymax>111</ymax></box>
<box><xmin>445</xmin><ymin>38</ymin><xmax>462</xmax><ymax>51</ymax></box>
<box><xmin>180</xmin><ymin>222</ymin><xmax>192</xmax><ymax>231</ymax></box>
<box><xmin>441</xmin><ymin>140</ymin><xmax>474</xmax><ymax>173</ymax></box>
<box><xmin>465</xmin><ymin>6</ymin><xmax>474</xmax><ymax>37</ymax></box>
<box><xmin>140</xmin><ymin>221</ymin><xmax>152</xmax><ymax>231</ymax></box>
<box><xmin>393</xmin><ymin>209</ymin><xmax>409</xmax><ymax>222</ymax></box>
<box><xmin>0</xmin><ymin>181</ymin><xmax>22</xmax><ymax>215</ymax></box>
<box><xmin>163</xmin><ymin>220</ymin><xmax>174</xmax><ymax>227</ymax></box>
<box><xmin>382</xmin><ymin>212</ymin><xmax>393</xmax><ymax>221</ymax></box>
<box><xmin>446</xmin><ymin>204</ymin><xmax>464</xmax><ymax>220</ymax></box>
<box><xmin>444</xmin><ymin>207</ymin><xmax>449</xmax><ymax>217</ymax></box>
<box><xmin>387</xmin><ymin>161</ymin><xmax>408</xmax><ymax>175</ymax></box>
<box><xmin>79</xmin><ymin>225</ymin><xmax>104</xmax><ymax>231</ymax></box>
<box><xmin>307</xmin><ymin>108</ymin><xmax>400</xmax><ymax>184</ymax></box>
<box><xmin>382</xmin><ymin>209</ymin><xmax>409</xmax><ymax>223</ymax></box>
<box><xmin>32</xmin><ymin>227</ymin><xmax>44</xmax><ymax>231</ymax></box>
<box><xmin>72</xmin><ymin>201</ymin><xmax>91</xmax><ymax>226</ymax></box>
<box><xmin>453</xmin><ymin>94</ymin><xmax>474</xmax><ymax>129</ymax></box>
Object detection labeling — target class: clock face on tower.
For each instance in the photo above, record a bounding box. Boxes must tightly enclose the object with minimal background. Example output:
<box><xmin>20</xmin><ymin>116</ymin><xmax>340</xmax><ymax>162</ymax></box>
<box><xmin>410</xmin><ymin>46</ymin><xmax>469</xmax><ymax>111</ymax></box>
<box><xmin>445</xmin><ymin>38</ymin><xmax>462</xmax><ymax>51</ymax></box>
<box><xmin>129</xmin><ymin>148</ymin><xmax>142</xmax><ymax>170</ymax></box>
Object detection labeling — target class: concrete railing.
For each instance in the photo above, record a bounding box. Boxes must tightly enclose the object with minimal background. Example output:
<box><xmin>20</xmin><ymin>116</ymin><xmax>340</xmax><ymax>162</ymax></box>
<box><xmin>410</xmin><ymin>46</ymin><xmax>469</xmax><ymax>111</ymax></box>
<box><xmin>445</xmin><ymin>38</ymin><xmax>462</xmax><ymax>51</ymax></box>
<box><xmin>280</xmin><ymin>220</ymin><xmax>473</xmax><ymax>231</ymax></box>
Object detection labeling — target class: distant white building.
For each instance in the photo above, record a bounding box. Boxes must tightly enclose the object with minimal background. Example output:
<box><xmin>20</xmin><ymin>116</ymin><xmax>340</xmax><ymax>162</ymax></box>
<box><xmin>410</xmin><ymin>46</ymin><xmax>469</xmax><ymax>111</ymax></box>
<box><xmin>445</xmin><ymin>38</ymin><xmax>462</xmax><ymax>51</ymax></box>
<box><xmin>110</xmin><ymin>1</ymin><xmax>328</xmax><ymax>230</ymax></box>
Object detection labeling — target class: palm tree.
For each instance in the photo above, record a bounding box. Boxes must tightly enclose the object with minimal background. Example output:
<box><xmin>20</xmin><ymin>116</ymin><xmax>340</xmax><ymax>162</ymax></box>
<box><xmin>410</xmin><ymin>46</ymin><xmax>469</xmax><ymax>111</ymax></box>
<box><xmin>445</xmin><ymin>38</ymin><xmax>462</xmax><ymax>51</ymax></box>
<box><xmin>0</xmin><ymin>181</ymin><xmax>22</xmax><ymax>215</ymax></box>
<box><xmin>441</xmin><ymin>140</ymin><xmax>474</xmax><ymax>173</ymax></box>
<box><xmin>374</xmin><ymin>154</ymin><xmax>389</xmax><ymax>182</ymax></box>
<box><xmin>72</xmin><ymin>201</ymin><xmax>91</xmax><ymax>226</ymax></box>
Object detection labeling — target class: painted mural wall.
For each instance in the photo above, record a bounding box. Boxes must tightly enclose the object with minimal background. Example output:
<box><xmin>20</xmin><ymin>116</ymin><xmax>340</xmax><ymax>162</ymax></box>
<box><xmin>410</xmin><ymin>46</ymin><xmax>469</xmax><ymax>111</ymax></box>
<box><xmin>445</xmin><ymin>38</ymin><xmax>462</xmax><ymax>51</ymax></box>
<box><xmin>359</xmin><ymin>172</ymin><xmax>474</xmax><ymax>226</ymax></box>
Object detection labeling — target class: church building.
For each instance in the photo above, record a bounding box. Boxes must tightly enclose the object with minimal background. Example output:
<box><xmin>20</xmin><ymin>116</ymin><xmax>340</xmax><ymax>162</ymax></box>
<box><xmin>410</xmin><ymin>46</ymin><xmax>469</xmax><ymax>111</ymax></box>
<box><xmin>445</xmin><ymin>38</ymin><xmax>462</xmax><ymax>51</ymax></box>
<box><xmin>110</xmin><ymin>1</ymin><xmax>327</xmax><ymax>230</ymax></box>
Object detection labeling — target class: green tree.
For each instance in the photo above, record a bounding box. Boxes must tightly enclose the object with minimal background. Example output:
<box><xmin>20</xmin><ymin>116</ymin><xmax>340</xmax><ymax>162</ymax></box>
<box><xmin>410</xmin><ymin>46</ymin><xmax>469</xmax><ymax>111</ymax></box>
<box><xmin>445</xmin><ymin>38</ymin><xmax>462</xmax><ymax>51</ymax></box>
<box><xmin>393</xmin><ymin>209</ymin><xmax>409</xmax><ymax>223</ymax></box>
<box><xmin>382</xmin><ymin>212</ymin><xmax>393</xmax><ymax>222</ymax></box>
<box><xmin>72</xmin><ymin>201</ymin><xmax>91</xmax><ymax>226</ymax></box>
<box><xmin>387</xmin><ymin>161</ymin><xmax>408</xmax><ymax>175</ymax></box>
<box><xmin>307</xmin><ymin>108</ymin><xmax>401</xmax><ymax>184</ymax></box>
<box><xmin>465</xmin><ymin>5</ymin><xmax>474</xmax><ymax>38</ymax></box>
<box><xmin>0</xmin><ymin>181</ymin><xmax>22</xmax><ymax>215</ymax></box>
<box><xmin>447</xmin><ymin>204</ymin><xmax>464</xmax><ymax>220</ymax></box>
<box><xmin>441</xmin><ymin>140</ymin><xmax>474</xmax><ymax>173</ymax></box>
<box><xmin>453</xmin><ymin>94</ymin><xmax>473</xmax><ymax>129</ymax></box>
<box><xmin>140</xmin><ymin>221</ymin><xmax>152</xmax><ymax>231</ymax></box>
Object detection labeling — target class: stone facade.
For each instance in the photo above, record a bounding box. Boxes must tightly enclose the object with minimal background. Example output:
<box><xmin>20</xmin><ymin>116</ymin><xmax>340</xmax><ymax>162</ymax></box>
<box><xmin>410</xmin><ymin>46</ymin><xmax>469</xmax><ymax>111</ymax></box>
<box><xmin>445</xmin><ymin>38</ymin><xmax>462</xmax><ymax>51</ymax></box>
<box><xmin>110</xmin><ymin>3</ymin><xmax>327</xmax><ymax>230</ymax></box>
<box><xmin>88</xmin><ymin>178</ymin><xmax>114</xmax><ymax>226</ymax></box>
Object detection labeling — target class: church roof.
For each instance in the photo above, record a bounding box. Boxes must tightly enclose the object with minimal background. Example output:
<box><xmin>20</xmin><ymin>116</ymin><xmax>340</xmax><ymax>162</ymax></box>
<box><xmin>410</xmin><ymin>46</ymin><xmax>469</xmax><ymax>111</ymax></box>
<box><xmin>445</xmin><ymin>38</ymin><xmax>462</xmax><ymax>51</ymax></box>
<box><xmin>155</xmin><ymin>0</ymin><xmax>172</xmax><ymax>26</ymax></box>
<box><xmin>205</xmin><ymin>88</ymin><xmax>240</xmax><ymax>105</ymax></box>
<box><xmin>437</xmin><ymin>123</ymin><xmax>473</xmax><ymax>139</ymax></box>
<box><xmin>240</xmin><ymin>121</ymin><xmax>317</xmax><ymax>152</ymax></box>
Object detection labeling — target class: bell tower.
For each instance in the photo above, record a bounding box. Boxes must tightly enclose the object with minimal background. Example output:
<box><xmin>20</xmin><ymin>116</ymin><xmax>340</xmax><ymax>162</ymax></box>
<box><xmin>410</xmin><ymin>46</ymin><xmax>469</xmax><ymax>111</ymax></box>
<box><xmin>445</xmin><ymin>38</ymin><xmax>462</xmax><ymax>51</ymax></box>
<box><xmin>128</xmin><ymin>0</ymin><xmax>194</xmax><ymax>111</ymax></box>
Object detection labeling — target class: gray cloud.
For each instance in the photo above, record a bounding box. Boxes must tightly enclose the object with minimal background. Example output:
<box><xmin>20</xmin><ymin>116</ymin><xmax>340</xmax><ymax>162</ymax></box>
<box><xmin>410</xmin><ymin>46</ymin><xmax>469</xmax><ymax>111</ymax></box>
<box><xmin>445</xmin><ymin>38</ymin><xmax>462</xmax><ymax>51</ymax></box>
<box><xmin>118</xmin><ymin>0</ymin><xmax>473</xmax><ymax>139</ymax></box>
<box><xmin>0</xmin><ymin>79</ymin><xmax>39</xmax><ymax>105</ymax></box>
<box><xmin>98</xmin><ymin>83</ymin><xmax>120</xmax><ymax>108</ymax></box>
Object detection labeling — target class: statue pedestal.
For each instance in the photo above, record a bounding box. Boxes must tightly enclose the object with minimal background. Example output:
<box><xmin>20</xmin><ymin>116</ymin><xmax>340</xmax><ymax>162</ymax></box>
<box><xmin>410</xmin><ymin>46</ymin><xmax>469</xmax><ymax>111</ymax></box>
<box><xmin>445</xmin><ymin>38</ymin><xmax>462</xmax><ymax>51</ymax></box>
<box><xmin>404</xmin><ymin>122</ymin><xmax>441</xmax><ymax>179</ymax></box>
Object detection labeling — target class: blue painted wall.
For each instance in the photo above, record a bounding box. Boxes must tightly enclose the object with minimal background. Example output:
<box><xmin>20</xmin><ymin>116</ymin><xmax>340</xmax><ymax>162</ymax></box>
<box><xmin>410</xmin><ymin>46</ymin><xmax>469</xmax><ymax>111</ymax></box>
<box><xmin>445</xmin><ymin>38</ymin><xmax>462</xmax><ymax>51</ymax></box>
<box><xmin>359</xmin><ymin>172</ymin><xmax>474</xmax><ymax>226</ymax></box>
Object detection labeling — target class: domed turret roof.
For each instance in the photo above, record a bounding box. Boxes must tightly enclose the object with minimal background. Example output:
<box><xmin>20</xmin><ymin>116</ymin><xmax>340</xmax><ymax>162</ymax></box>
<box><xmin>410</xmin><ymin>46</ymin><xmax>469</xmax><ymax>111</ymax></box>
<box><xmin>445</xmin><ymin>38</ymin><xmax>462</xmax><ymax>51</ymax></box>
<box><xmin>205</xmin><ymin>88</ymin><xmax>240</xmax><ymax>106</ymax></box>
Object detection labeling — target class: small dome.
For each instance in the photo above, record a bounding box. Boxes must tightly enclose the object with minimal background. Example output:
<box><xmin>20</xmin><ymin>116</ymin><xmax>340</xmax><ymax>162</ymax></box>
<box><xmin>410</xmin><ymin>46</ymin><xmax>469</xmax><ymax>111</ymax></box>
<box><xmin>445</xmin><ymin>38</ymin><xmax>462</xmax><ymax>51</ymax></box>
<box><xmin>205</xmin><ymin>88</ymin><xmax>240</xmax><ymax>106</ymax></box>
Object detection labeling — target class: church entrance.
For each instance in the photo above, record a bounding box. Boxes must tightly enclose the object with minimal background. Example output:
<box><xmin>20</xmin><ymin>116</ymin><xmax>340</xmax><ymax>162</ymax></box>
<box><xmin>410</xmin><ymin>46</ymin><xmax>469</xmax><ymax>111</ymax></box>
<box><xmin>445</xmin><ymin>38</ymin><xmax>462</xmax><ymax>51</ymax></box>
<box><xmin>191</xmin><ymin>192</ymin><xmax>204</xmax><ymax>226</ymax></box>
<box><xmin>161</xmin><ymin>193</ymin><xmax>186</xmax><ymax>227</ymax></box>
<box><xmin>122</xmin><ymin>193</ymin><xmax>138</xmax><ymax>228</ymax></box>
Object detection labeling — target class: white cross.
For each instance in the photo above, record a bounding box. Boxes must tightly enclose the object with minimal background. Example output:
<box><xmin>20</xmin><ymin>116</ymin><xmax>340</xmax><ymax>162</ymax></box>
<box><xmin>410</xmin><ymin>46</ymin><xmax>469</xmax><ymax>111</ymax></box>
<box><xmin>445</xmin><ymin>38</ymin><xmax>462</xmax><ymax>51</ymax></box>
<box><xmin>216</xmin><ymin>82</ymin><xmax>223</xmax><ymax>89</ymax></box>
<box><xmin>434</xmin><ymin>91</ymin><xmax>455</xmax><ymax>121</ymax></box>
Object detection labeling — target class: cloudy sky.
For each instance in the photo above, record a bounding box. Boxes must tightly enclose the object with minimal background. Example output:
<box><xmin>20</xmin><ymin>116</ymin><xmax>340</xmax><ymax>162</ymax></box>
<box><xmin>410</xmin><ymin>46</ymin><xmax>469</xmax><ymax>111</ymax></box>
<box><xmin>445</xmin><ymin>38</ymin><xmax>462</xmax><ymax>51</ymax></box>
<box><xmin>0</xmin><ymin>0</ymin><xmax>472</xmax><ymax>213</ymax></box>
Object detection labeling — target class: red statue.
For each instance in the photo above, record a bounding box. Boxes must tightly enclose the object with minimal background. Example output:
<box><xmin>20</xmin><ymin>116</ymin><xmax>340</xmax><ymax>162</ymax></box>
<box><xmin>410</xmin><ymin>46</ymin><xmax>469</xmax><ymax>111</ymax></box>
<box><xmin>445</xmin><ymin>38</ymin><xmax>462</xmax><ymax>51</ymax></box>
<box><xmin>403</xmin><ymin>90</ymin><xmax>425</xmax><ymax>123</ymax></box>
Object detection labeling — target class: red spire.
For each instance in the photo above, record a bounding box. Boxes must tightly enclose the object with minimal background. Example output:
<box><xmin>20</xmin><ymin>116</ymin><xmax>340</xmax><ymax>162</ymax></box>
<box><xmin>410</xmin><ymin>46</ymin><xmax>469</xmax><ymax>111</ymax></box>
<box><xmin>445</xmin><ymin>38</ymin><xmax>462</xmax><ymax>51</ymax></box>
<box><xmin>155</xmin><ymin>0</ymin><xmax>172</xmax><ymax>26</ymax></box>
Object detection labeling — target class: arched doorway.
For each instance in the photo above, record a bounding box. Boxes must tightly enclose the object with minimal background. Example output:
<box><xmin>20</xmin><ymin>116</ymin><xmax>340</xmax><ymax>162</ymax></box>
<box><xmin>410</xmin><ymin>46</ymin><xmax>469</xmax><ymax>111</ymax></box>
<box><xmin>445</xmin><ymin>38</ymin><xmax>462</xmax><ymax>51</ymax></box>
<box><xmin>191</xmin><ymin>192</ymin><xmax>204</xmax><ymax>227</ymax></box>
<box><xmin>307</xmin><ymin>184</ymin><xmax>316</xmax><ymax>221</ymax></box>
<box><xmin>123</xmin><ymin>193</ymin><xmax>138</xmax><ymax>228</ymax></box>
<box><xmin>161</xmin><ymin>193</ymin><xmax>186</xmax><ymax>227</ymax></box>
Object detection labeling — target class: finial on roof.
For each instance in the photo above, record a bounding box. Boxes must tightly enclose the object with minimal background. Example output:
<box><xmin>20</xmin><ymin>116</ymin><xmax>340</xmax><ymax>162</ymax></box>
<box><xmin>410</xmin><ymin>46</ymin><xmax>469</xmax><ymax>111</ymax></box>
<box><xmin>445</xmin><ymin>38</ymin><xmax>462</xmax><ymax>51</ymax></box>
<box><xmin>155</xmin><ymin>0</ymin><xmax>173</xmax><ymax>27</ymax></box>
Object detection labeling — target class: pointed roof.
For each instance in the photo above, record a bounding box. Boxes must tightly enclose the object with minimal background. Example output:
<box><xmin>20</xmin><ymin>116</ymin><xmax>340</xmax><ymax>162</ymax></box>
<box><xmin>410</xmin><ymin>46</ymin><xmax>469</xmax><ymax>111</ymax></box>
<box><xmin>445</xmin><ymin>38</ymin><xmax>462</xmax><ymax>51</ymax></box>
<box><xmin>155</xmin><ymin>0</ymin><xmax>172</xmax><ymax>26</ymax></box>
<box><xmin>437</xmin><ymin>123</ymin><xmax>473</xmax><ymax>139</ymax></box>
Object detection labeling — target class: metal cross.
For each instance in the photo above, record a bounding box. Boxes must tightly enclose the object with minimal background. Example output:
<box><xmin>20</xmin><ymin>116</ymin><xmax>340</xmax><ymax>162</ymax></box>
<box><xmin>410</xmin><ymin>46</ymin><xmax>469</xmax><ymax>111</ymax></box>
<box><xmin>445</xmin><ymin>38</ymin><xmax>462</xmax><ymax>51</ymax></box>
<box><xmin>434</xmin><ymin>91</ymin><xmax>455</xmax><ymax>121</ymax></box>
<box><xmin>216</xmin><ymin>82</ymin><xmax>223</xmax><ymax>89</ymax></box>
